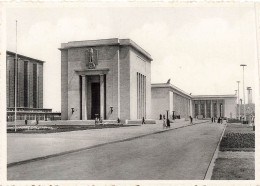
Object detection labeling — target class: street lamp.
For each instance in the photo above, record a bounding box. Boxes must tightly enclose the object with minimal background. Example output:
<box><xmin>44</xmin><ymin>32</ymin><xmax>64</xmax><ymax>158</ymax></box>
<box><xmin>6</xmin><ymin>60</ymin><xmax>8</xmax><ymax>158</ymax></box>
<box><xmin>240</xmin><ymin>64</ymin><xmax>247</xmax><ymax>121</ymax></box>
<box><xmin>237</xmin><ymin>81</ymin><xmax>240</xmax><ymax>120</ymax></box>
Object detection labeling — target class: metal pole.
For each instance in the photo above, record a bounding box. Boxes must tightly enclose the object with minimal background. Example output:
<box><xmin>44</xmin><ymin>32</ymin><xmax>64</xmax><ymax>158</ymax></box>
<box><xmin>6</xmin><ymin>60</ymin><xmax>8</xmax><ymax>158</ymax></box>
<box><xmin>240</xmin><ymin>64</ymin><xmax>247</xmax><ymax>121</ymax></box>
<box><xmin>14</xmin><ymin>20</ymin><xmax>17</xmax><ymax>132</ymax></box>
<box><xmin>237</xmin><ymin>81</ymin><xmax>240</xmax><ymax>119</ymax></box>
<box><xmin>243</xmin><ymin>66</ymin><xmax>246</xmax><ymax>119</ymax></box>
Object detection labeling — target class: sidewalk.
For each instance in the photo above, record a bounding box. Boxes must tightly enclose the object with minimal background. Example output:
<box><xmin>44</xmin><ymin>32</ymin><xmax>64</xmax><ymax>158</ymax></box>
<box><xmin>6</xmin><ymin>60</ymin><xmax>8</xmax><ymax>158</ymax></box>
<box><xmin>8</xmin><ymin>119</ymin><xmax>208</xmax><ymax>165</ymax></box>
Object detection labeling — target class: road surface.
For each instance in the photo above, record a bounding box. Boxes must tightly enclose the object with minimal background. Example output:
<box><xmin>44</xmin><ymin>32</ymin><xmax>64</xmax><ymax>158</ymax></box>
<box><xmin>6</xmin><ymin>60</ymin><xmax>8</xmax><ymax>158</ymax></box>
<box><xmin>8</xmin><ymin>122</ymin><xmax>224</xmax><ymax>180</ymax></box>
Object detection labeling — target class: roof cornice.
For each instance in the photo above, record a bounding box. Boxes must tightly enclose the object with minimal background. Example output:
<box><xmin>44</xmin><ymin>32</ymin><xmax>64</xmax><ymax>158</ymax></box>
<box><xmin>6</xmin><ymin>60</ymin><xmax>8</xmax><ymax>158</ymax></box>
<box><xmin>6</xmin><ymin>51</ymin><xmax>45</xmax><ymax>63</ymax></box>
<box><xmin>59</xmin><ymin>38</ymin><xmax>152</xmax><ymax>61</ymax></box>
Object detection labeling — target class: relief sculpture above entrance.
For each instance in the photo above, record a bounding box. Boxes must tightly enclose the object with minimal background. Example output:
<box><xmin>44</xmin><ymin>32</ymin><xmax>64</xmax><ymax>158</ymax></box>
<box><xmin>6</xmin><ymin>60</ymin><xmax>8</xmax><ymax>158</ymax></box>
<box><xmin>85</xmin><ymin>48</ymin><xmax>98</xmax><ymax>69</ymax></box>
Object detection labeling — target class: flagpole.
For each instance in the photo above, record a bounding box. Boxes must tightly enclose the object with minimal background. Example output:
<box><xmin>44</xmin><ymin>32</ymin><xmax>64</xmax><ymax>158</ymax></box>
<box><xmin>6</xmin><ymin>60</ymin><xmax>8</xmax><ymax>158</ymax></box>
<box><xmin>14</xmin><ymin>20</ymin><xmax>17</xmax><ymax>132</ymax></box>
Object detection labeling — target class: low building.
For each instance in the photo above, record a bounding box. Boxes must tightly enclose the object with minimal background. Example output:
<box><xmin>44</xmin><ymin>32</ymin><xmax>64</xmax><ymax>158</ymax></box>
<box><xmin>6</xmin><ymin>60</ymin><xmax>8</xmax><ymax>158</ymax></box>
<box><xmin>192</xmin><ymin>95</ymin><xmax>237</xmax><ymax>119</ymax></box>
<box><xmin>151</xmin><ymin>83</ymin><xmax>237</xmax><ymax>120</ymax></box>
<box><xmin>151</xmin><ymin>83</ymin><xmax>192</xmax><ymax>120</ymax></box>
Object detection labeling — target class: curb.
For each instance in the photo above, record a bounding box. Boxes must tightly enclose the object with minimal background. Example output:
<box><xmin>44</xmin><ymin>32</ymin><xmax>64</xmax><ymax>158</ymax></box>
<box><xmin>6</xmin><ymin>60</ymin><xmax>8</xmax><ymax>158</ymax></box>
<box><xmin>204</xmin><ymin>123</ymin><xmax>227</xmax><ymax>180</ymax></box>
<box><xmin>8</xmin><ymin>120</ymin><xmax>208</xmax><ymax>168</ymax></box>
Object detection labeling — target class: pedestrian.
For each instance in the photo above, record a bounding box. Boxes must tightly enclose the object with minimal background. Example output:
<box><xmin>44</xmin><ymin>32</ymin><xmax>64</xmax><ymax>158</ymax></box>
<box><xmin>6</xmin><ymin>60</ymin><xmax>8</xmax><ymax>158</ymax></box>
<box><xmin>142</xmin><ymin>117</ymin><xmax>145</xmax><ymax>125</ymax></box>
<box><xmin>189</xmin><ymin>116</ymin><xmax>193</xmax><ymax>124</ymax></box>
<box><xmin>163</xmin><ymin>117</ymin><xmax>166</xmax><ymax>129</ymax></box>
<box><xmin>100</xmin><ymin>117</ymin><xmax>103</xmax><ymax>126</ymax></box>
<box><xmin>95</xmin><ymin>117</ymin><xmax>98</xmax><ymax>126</ymax></box>
<box><xmin>159</xmin><ymin>114</ymin><xmax>162</xmax><ymax>120</ymax></box>
<box><xmin>167</xmin><ymin>119</ymin><xmax>170</xmax><ymax>128</ymax></box>
<box><xmin>211</xmin><ymin>117</ymin><xmax>213</xmax><ymax>123</ymax></box>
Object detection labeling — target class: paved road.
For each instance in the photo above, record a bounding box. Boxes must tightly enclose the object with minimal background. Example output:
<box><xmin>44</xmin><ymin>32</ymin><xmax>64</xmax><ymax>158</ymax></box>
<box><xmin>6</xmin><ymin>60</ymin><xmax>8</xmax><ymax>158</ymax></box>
<box><xmin>8</xmin><ymin>122</ymin><xmax>224</xmax><ymax>180</ymax></box>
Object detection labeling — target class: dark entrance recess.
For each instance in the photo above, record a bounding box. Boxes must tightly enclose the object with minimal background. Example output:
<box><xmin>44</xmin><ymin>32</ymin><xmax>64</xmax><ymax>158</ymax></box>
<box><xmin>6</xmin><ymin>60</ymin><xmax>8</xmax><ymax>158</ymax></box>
<box><xmin>91</xmin><ymin>83</ymin><xmax>100</xmax><ymax>119</ymax></box>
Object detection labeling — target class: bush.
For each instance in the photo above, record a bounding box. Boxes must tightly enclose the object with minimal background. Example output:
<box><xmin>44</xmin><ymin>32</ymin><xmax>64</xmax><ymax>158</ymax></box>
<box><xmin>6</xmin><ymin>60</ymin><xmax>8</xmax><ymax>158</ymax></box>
<box><xmin>7</xmin><ymin>126</ymin><xmax>54</xmax><ymax>132</ymax></box>
<box><xmin>227</xmin><ymin>118</ymin><xmax>241</xmax><ymax>123</ymax></box>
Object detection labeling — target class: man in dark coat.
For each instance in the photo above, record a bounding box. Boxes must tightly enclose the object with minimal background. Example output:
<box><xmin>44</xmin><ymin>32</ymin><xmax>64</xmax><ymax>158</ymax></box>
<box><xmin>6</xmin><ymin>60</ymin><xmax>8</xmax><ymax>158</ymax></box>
<box><xmin>167</xmin><ymin>119</ymin><xmax>170</xmax><ymax>128</ymax></box>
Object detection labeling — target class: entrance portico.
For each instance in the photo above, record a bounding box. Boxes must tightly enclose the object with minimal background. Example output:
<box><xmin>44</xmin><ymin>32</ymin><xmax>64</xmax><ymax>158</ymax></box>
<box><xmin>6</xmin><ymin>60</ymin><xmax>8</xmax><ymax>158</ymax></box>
<box><xmin>76</xmin><ymin>69</ymin><xmax>108</xmax><ymax>120</ymax></box>
<box><xmin>192</xmin><ymin>95</ymin><xmax>236</xmax><ymax>119</ymax></box>
<box><xmin>193</xmin><ymin>99</ymin><xmax>224</xmax><ymax>118</ymax></box>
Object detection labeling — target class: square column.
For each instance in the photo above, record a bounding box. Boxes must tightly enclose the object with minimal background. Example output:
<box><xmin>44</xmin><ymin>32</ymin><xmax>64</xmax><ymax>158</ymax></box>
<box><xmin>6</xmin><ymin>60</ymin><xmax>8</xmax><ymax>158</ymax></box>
<box><xmin>82</xmin><ymin>75</ymin><xmax>87</xmax><ymax>120</ymax></box>
<box><xmin>100</xmin><ymin>75</ymin><xmax>104</xmax><ymax>119</ymax></box>
<box><xmin>210</xmin><ymin>100</ymin><xmax>213</xmax><ymax>118</ymax></box>
<box><xmin>216</xmin><ymin>100</ymin><xmax>219</xmax><ymax>117</ymax></box>
<box><xmin>198</xmin><ymin>101</ymin><xmax>201</xmax><ymax>115</ymax></box>
<box><xmin>204</xmin><ymin>101</ymin><xmax>207</xmax><ymax>118</ymax></box>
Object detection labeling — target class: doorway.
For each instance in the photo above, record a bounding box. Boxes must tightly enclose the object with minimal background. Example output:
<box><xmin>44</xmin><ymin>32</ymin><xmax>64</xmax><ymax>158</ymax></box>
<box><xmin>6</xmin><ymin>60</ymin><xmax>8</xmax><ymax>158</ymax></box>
<box><xmin>91</xmin><ymin>83</ymin><xmax>100</xmax><ymax>119</ymax></box>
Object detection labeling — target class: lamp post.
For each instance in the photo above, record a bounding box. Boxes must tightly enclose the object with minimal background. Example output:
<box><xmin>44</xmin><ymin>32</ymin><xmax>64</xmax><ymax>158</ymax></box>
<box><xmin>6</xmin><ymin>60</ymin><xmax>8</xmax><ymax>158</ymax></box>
<box><xmin>237</xmin><ymin>81</ymin><xmax>240</xmax><ymax>120</ymax></box>
<box><xmin>235</xmin><ymin>90</ymin><xmax>237</xmax><ymax>119</ymax></box>
<box><xmin>240</xmin><ymin>64</ymin><xmax>247</xmax><ymax>121</ymax></box>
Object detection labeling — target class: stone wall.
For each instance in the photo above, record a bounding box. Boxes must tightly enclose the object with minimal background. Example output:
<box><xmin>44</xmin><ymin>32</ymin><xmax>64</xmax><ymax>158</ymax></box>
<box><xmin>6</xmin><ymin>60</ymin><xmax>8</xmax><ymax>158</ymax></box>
<box><xmin>129</xmin><ymin>47</ymin><xmax>151</xmax><ymax>119</ymax></box>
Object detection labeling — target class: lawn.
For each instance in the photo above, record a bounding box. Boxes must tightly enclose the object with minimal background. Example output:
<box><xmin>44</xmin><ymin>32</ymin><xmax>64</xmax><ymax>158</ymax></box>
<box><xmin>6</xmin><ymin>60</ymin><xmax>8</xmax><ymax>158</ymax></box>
<box><xmin>211</xmin><ymin>123</ymin><xmax>255</xmax><ymax>180</ymax></box>
<box><xmin>7</xmin><ymin>124</ymin><xmax>134</xmax><ymax>134</ymax></box>
<box><xmin>211</xmin><ymin>157</ymin><xmax>254</xmax><ymax>180</ymax></box>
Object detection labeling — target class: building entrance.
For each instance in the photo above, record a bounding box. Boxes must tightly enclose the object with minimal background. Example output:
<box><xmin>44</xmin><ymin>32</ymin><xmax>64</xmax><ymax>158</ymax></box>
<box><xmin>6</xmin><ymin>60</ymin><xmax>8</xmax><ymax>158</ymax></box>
<box><xmin>91</xmin><ymin>83</ymin><xmax>100</xmax><ymax>119</ymax></box>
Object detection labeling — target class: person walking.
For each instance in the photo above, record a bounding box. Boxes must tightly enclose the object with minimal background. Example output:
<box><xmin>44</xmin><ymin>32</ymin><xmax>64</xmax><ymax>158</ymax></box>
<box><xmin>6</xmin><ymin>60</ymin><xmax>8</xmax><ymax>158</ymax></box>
<box><xmin>167</xmin><ymin>119</ymin><xmax>170</xmax><ymax>128</ymax></box>
<box><xmin>142</xmin><ymin>117</ymin><xmax>145</xmax><ymax>125</ymax></box>
<box><xmin>189</xmin><ymin>116</ymin><xmax>193</xmax><ymax>124</ymax></box>
<box><xmin>163</xmin><ymin>117</ymin><xmax>166</xmax><ymax>129</ymax></box>
<box><xmin>211</xmin><ymin>117</ymin><xmax>213</xmax><ymax>123</ymax></box>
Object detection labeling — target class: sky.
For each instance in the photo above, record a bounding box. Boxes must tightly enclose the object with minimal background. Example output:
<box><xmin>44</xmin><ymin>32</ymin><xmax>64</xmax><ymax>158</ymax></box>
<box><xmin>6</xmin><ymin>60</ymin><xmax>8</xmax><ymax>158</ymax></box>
<box><xmin>6</xmin><ymin>3</ymin><xmax>258</xmax><ymax>112</ymax></box>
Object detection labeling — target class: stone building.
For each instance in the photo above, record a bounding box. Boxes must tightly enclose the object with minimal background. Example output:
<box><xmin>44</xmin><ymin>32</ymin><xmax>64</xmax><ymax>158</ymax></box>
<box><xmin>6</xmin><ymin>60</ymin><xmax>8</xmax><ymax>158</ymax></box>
<box><xmin>6</xmin><ymin>51</ymin><xmax>60</xmax><ymax>121</ymax></box>
<box><xmin>192</xmin><ymin>95</ymin><xmax>237</xmax><ymax>119</ymax></box>
<box><xmin>60</xmin><ymin>38</ymin><xmax>152</xmax><ymax>121</ymax></box>
<box><xmin>7</xmin><ymin>51</ymin><xmax>44</xmax><ymax>109</ymax></box>
<box><xmin>60</xmin><ymin>38</ymin><xmax>238</xmax><ymax>122</ymax></box>
<box><xmin>151</xmin><ymin>83</ymin><xmax>237</xmax><ymax>120</ymax></box>
<box><xmin>151</xmin><ymin>83</ymin><xmax>192</xmax><ymax>120</ymax></box>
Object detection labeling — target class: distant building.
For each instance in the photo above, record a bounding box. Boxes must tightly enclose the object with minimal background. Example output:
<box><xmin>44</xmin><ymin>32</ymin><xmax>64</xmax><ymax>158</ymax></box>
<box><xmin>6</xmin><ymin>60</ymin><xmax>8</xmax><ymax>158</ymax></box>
<box><xmin>151</xmin><ymin>83</ymin><xmax>237</xmax><ymax>120</ymax></box>
<box><xmin>192</xmin><ymin>95</ymin><xmax>237</xmax><ymax>119</ymax></box>
<box><xmin>6</xmin><ymin>51</ymin><xmax>60</xmax><ymax>121</ymax></box>
<box><xmin>151</xmin><ymin>83</ymin><xmax>192</xmax><ymax>120</ymax></box>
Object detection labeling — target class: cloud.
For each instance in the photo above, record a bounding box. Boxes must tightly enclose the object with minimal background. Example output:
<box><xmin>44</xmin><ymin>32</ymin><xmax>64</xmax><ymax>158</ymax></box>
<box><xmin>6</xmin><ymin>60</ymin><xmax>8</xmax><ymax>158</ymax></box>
<box><xmin>129</xmin><ymin>17</ymin><xmax>256</xmax><ymax>97</ymax></box>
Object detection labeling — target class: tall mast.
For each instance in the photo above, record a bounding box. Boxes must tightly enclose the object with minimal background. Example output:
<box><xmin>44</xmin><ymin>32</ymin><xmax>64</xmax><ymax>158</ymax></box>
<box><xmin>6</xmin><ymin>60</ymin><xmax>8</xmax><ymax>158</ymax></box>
<box><xmin>14</xmin><ymin>20</ymin><xmax>17</xmax><ymax>132</ymax></box>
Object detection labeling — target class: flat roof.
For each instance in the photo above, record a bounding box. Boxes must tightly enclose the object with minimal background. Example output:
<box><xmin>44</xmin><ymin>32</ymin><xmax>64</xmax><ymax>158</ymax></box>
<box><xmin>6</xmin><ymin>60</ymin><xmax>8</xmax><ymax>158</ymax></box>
<box><xmin>6</xmin><ymin>51</ymin><xmax>45</xmax><ymax>63</ymax></box>
<box><xmin>152</xmin><ymin>83</ymin><xmax>192</xmax><ymax>98</ymax></box>
<box><xmin>152</xmin><ymin>83</ymin><xmax>237</xmax><ymax>99</ymax></box>
<box><xmin>59</xmin><ymin>38</ymin><xmax>152</xmax><ymax>61</ymax></box>
<box><xmin>192</xmin><ymin>95</ymin><xmax>237</xmax><ymax>99</ymax></box>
